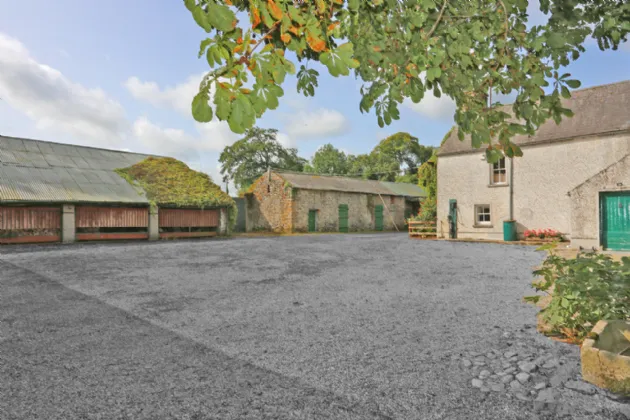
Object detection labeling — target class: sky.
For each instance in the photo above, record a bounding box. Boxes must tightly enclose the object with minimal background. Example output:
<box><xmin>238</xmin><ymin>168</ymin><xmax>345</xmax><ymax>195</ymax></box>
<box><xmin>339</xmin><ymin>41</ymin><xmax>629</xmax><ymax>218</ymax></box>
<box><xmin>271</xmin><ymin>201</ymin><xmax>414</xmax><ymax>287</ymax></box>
<box><xmin>0</xmin><ymin>1</ymin><xmax>628</xmax><ymax>195</ymax></box>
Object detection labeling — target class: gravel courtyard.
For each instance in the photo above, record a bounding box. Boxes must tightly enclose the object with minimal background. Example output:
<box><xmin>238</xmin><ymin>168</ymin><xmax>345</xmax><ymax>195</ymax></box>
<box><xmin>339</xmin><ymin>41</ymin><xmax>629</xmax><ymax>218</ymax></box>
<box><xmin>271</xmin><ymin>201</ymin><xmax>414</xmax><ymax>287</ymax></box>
<box><xmin>1</xmin><ymin>233</ymin><xmax>629</xmax><ymax>419</ymax></box>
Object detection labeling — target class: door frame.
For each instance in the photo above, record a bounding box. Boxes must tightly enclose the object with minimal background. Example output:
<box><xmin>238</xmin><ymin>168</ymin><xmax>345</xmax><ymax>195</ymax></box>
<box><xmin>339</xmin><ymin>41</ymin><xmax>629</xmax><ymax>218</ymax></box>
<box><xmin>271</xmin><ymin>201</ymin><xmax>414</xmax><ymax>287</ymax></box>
<box><xmin>374</xmin><ymin>204</ymin><xmax>384</xmax><ymax>231</ymax></box>
<box><xmin>308</xmin><ymin>209</ymin><xmax>318</xmax><ymax>232</ymax></box>
<box><xmin>599</xmin><ymin>190</ymin><xmax>630</xmax><ymax>250</ymax></box>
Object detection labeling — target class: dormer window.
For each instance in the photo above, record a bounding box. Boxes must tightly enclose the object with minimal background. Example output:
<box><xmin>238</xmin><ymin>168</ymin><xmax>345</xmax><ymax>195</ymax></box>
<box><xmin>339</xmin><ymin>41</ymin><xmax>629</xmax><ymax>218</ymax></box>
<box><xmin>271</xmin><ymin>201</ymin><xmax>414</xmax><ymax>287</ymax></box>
<box><xmin>490</xmin><ymin>157</ymin><xmax>507</xmax><ymax>185</ymax></box>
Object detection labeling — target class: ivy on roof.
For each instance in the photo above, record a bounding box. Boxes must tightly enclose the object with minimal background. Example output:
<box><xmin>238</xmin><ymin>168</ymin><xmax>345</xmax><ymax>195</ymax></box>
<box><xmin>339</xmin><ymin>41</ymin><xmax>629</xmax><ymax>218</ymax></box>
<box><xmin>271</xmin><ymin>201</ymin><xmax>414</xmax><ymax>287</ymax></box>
<box><xmin>115</xmin><ymin>157</ymin><xmax>233</xmax><ymax>208</ymax></box>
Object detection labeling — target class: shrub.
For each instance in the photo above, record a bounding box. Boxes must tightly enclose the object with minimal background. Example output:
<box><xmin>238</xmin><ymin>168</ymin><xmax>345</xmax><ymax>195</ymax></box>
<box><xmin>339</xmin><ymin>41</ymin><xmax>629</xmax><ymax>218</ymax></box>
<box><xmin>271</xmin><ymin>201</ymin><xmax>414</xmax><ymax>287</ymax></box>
<box><xmin>524</xmin><ymin>243</ymin><xmax>630</xmax><ymax>343</ymax></box>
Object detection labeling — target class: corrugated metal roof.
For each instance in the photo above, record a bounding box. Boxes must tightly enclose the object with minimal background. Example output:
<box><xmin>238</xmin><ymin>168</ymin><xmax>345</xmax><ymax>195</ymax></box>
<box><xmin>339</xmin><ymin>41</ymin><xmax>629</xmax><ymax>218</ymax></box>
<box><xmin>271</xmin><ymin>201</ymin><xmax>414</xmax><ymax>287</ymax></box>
<box><xmin>438</xmin><ymin>80</ymin><xmax>630</xmax><ymax>156</ymax></box>
<box><xmin>0</xmin><ymin>136</ymin><xmax>152</xmax><ymax>204</ymax></box>
<box><xmin>380</xmin><ymin>181</ymin><xmax>427</xmax><ymax>198</ymax></box>
<box><xmin>275</xmin><ymin>171</ymin><xmax>427</xmax><ymax>198</ymax></box>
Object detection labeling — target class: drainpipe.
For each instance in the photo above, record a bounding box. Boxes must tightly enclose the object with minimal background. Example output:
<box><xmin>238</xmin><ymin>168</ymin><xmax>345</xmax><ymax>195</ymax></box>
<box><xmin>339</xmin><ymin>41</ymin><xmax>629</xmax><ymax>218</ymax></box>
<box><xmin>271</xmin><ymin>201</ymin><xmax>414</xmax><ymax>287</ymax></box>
<box><xmin>509</xmin><ymin>157</ymin><xmax>514</xmax><ymax>220</ymax></box>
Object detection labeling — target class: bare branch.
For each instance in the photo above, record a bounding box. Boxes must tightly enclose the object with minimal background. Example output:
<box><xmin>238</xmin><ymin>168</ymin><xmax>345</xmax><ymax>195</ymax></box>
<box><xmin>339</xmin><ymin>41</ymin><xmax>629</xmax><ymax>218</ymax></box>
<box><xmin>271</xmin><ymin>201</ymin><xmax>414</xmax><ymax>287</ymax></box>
<box><xmin>426</xmin><ymin>0</ymin><xmax>449</xmax><ymax>39</ymax></box>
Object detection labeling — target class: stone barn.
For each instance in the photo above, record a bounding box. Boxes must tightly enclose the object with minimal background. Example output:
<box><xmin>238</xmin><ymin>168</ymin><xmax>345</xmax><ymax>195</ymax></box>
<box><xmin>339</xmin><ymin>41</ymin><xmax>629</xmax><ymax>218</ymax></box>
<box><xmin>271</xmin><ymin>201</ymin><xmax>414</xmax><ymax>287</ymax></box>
<box><xmin>244</xmin><ymin>170</ymin><xmax>427</xmax><ymax>233</ymax></box>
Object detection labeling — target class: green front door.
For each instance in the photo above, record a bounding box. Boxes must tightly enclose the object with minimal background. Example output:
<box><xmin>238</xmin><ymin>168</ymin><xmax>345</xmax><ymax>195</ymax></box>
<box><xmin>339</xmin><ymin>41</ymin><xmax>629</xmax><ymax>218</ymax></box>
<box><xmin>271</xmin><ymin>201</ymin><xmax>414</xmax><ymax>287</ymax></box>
<box><xmin>375</xmin><ymin>205</ymin><xmax>384</xmax><ymax>231</ymax></box>
<box><xmin>308</xmin><ymin>210</ymin><xmax>317</xmax><ymax>232</ymax></box>
<box><xmin>601</xmin><ymin>192</ymin><xmax>630</xmax><ymax>250</ymax></box>
<box><xmin>338</xmin><ymin>204</ymin><xmax>348</xmax><ymax>232</ymax></box>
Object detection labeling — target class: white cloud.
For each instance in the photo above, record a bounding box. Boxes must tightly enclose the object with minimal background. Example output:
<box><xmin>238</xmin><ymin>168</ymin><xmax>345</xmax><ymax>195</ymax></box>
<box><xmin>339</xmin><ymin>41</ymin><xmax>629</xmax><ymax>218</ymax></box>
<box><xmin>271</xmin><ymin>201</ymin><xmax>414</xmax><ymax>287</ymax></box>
<box><xmin>276</xmin><ymin>132</ymin><xmax>295</xmax><ymax>148</ymax></box>
<box><xmin>284</xmin><ymin>108</ymin><xmax>350</xmax><ymax>139</ymax></box>
<box><xmin>133</xmin><ymin>117</ymin><xmax>238</xmax><ymax>161</ymax></box>
<box><xmin>405</xmin><ymin>92</ymin><xmax>456</xmax><ymax>121</ymax></box>
<box><xmin>0</xmin><ymin>32</ymin><xmax>129</xmax><ymax>148</ymax></box>
<box><xmin>125</xmin><ymin>73</ymin><xmax>205</xmax><ymax>116</ymax></box>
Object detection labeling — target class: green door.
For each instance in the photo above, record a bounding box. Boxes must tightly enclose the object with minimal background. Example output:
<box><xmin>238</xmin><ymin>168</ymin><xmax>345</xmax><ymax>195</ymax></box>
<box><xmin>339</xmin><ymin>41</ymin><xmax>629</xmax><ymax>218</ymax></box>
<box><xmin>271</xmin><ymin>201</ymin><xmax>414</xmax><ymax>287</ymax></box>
<box><xmin>308</xmin><ymin>210</ymin><xmax>317</xmax><ymax>232</ymax></box>
<box><xmin>601</xmin><ymin>192</ymin><xmax>630</xmax><ymax>250</ymax></box>
<box><xmin>375</xmin><ymin>205</ymin><xmax>384</xmax><ymax>231</ymax></box>
<box><xmin>338</xmin><ymin>204</ymin><xmax>349</xmax><ymax>232</ymax></box>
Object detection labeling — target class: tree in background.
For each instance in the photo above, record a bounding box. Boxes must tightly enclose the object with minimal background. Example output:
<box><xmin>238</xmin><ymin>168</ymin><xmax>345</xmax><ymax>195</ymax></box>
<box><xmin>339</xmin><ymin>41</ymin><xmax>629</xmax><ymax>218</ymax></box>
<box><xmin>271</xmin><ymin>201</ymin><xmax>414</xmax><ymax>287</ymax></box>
<box><xmin>417</xmin><ymin>152</ymin><xmax>438</xmax><ymax>221</ymax></box>
<box><xmin>304</xmin><ymin>143</ymin><xmax>349</xmax><ymax>175</ymax></box>
<box><xmin>346</xmin><ymin>132</ymin><xmax>434</xmax><ymax>182</ymax></box>
<box><xmin>219</xmin><ymin>127</ymin><xmax>306</xmax><ymax>194</ymax></box>
<box><xmin>186</xmin><ymin>0</ymin><xmax>629</xmax><ymax>163</ymax></box>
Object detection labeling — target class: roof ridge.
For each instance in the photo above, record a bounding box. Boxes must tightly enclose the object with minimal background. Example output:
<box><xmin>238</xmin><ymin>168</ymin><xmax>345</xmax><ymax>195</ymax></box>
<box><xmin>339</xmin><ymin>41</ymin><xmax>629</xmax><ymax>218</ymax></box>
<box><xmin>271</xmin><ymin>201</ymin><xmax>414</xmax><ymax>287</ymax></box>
<box><xmin>0</xmin><ymin>134</ymin><xmax>163</xmax><ymax>158</ymax></box>
<box><xmin>273</xmin><ymin>169</ymin><xmax>382</xmax><ymax>182</ymax></box>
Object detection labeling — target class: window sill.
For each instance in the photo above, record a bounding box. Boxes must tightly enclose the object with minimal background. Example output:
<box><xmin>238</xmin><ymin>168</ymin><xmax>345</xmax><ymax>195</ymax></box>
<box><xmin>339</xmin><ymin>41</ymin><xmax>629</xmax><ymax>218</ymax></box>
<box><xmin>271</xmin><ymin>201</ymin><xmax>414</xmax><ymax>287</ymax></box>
<box><xmin>488</xmin><ymin>183</ymin><xmax>509</xmax><ymax>188</ymax></box>
<box><xmin>473</xmin><ymin>224</ymin><xmax>494</xmax><ymax>228</ymax></box>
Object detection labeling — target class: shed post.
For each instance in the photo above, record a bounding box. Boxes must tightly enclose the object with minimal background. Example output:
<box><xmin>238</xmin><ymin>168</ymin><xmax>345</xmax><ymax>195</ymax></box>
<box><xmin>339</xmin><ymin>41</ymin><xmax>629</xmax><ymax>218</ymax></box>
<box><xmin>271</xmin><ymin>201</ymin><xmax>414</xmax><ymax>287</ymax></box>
<box><xmin>219</xmin><ymin>207</ymin><xmax>228</xmax><ymax>235</ymax></box>
<box><xmin>61</xmin><ymin>204</ymin><xmax>76</xmax><ymax>243</ymax></box>
<box><xmin>148</xmin><ymin>204</ymin><xmax>159</xmax><ymax>241</ymax></box>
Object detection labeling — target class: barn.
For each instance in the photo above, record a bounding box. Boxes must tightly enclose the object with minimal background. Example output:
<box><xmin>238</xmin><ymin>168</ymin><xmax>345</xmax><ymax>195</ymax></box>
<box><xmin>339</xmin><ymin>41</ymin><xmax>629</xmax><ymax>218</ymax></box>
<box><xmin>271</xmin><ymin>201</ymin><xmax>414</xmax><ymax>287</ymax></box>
<box><xmin>0</xmin><ymin>136</ymin><xmax>233</xmax><ymax>244</ymax></box>
<box><xmin>244</xmin><ymin>170</ymin><xmax>427</xmax><ymax>233</ymax></box>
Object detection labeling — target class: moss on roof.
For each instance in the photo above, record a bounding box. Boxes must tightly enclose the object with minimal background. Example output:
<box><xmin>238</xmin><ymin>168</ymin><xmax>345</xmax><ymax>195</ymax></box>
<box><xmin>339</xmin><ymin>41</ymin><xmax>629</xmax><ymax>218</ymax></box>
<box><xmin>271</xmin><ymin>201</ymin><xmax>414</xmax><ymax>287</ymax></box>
<box><xmin>115</xmin><ymin>157</ymin><xmax>236</xmax><ymax>230</ymax></box>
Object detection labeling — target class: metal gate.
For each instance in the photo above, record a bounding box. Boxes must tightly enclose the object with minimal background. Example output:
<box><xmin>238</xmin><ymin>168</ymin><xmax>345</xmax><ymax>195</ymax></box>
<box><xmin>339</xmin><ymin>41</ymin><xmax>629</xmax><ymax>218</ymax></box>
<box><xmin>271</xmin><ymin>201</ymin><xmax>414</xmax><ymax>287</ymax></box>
<box><xmin>75</xmin><ymin>206</ymin><xmax>149</xmax><ymax>241</ymax></box>
<box><xmin>0</xmin><ymin>206</ymin><xmax>61</xmax><ymax>244</ymax></box>
<box><xmin>158</xmin><ymin>208</ymin><xmax>219</xmax><ymax>238</ymax></box>
<box><xmin>600</xmin><ymin>191</ymin><xmax>630</xmax><ymax>251</ymax></box>
<box><xmin>233</xmin><ymin>198</ymin><xmax>246</xmax><ymax>232</ymax></box>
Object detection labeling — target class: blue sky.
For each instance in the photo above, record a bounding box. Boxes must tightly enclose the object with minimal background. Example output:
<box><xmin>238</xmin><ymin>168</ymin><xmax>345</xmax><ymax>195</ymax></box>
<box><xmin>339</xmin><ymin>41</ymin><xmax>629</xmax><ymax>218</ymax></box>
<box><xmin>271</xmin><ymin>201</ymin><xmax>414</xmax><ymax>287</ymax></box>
<box><xmin>0</xmin><ymin>0</ymin><xmax>628</xmax><ymax>193</ymax></box>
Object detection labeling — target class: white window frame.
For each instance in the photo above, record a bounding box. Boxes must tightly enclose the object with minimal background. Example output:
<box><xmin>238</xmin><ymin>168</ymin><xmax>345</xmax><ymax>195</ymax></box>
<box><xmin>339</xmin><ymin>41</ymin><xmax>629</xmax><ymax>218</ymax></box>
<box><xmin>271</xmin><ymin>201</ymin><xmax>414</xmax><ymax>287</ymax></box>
<box><xmin>475</xmin><ymin>204</ymin><xmax>492</xmax><ymax>226</ymax></box>
<box><xmin>490</xmin><ymin>157</ymin><xmax>507</xmax><ymax>185</ymax></box>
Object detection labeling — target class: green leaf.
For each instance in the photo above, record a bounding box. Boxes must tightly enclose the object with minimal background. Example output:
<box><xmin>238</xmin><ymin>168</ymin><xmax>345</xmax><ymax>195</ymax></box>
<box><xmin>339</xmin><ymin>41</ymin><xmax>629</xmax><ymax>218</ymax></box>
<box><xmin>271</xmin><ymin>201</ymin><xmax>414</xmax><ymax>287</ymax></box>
<box><xmin>191</xmin><ymin>7</ymin><xmax>211</xmax><ymax>32</ymax></box>
<box><xmin>348</xmin><ymin>0</ymin><xmax>360</xmax><ymax>12</ymax></box>
<box><xmin>192</xmin><ymin>92</ymin><xmax>213</xmax><ymax>123</ymax></box>
<box><xmin>547</xmin><ymin>32</ymin><xmax>566</xmax><ymax>49</ymax></box>
<box><xmin>207</xmin><ymin>2</ymin><xmax>237</xmax><ymax>32</ymax></box>
<box><xmin>214</xmin><ymin>85</ymin><xmax>232</xmax><ymax>120</ymax></box>
<box><xmin>561</xmin><ymin>86</ymin><xmax>571</xmax><ymax>99</ymax></box>
<box><xmin>565</xmin><ymin>79</ymin><xmax>581</xmax><ymax>89</ymax></box>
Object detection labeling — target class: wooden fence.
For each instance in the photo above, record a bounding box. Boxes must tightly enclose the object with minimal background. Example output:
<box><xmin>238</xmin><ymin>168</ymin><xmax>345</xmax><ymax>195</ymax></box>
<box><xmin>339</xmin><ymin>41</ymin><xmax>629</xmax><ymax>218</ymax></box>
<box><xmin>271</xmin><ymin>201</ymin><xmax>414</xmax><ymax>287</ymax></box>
<box><xmin>408</xmin><ymin>220</ymin><xmax>437</xmax><ymax>239</ymax></box>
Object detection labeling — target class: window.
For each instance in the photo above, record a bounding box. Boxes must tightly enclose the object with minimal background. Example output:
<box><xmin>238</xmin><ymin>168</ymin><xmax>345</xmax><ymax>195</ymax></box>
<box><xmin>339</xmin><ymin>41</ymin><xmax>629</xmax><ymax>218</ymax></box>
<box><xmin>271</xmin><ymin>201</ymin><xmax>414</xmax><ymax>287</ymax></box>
<box><xmin>390</xmin><ymin>196</ymin><xmax>395</xmax><ymax>205</ymax></box>
<box><xmin>475</xmin><ymin>205</ymin><xmax>491</xmax><ymax>225</ymax></box>
<box><xmin>490</xmin><ymin>157</ymin><xmax>507</xmax><ymax>185</ymax></box>
<box><xmin>267</xmin><ymin>184</ymin><xmax>271</xmax><ymax>193</ymax></box>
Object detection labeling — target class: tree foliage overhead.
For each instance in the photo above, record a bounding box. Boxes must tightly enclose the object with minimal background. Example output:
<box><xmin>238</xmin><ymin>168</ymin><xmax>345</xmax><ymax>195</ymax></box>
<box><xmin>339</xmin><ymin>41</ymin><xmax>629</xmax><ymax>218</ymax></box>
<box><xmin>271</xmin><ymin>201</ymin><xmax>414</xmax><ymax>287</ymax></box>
<box><xmin>219</xmin><ymin>126</ymin><xmax>307</xmax><ymax>192</ymax></box>
<box><xmin>185</xmin><ymin>0</ymin><xmax>629</xmax><ymax>163</ymax></box>
<box><xmin>304</xmin><ymin>143</ymin><xmax>350</xmax><ymax>174</ymax></box>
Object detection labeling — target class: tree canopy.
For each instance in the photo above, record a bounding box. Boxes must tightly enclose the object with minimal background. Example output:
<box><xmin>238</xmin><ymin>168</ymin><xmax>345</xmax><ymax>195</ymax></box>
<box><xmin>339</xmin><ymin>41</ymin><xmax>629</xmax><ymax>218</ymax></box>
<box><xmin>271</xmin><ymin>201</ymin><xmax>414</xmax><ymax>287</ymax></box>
<box><xmin>185</xmin><ymin>0</ymin><xmax>629</xmax><ymax>163</ymax></box>
<box><xmin>219</xmin><ymin>127</ymin><xmax>306</xmax><ymax>193</ymax></box>
<box><xmin>304</xmin><ymin>143</ymin><xmax>350</xmax><ymax>174</ymax></box>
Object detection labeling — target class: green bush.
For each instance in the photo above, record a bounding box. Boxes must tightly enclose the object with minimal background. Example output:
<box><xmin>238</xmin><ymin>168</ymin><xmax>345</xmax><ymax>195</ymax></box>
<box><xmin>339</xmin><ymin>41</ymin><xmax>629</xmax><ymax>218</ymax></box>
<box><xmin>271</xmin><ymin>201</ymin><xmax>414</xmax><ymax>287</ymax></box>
<box><xmin>525</xmin><ymin>244</ymin><xmax>630</xmax><ymax>342</ymax></box>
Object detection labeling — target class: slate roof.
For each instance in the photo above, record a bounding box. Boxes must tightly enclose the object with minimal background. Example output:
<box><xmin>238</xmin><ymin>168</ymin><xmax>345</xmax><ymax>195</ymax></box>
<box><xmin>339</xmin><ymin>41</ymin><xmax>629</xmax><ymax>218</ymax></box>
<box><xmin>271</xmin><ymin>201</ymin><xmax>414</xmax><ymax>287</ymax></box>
<box><xmin>438</xmin><ymin>80</ymin><xmax>630</xmax><ymax>156</ymax></box>
<box><xmin>274</xmin><ymin>171</ymin><xmax>427</xmax><ymax>198</ymax></box>
<box><xmin>0</xmin><ymin>136</ymin><xmax>153</xmax><ymax>204</ymax></box>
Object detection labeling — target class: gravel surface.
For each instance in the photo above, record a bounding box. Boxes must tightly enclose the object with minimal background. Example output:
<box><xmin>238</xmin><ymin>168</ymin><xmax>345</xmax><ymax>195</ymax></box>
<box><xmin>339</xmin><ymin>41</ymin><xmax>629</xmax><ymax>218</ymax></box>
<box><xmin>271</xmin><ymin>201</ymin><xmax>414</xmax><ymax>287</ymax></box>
<box><xmin>1</xmin><ymin>233</ymin><xmax>629</xmax><ymax>419</ymax></box>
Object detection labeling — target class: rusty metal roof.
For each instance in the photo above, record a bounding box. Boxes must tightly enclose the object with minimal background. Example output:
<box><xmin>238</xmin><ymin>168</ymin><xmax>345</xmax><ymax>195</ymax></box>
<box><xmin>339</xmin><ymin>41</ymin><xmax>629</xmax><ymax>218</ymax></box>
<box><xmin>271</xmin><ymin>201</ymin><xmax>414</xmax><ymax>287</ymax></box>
<box><xmin>275</xmin><ymin>171</ymin><xmax>427</xmax><ymax>198</ymax></box>
<box><xmin>438</xmin><ymin>80</ymin><xmax>630</xmax><ymax>156</ymax></box>
<box><xmin>0</xmin><ymin>136</ymin><xmax>152</xmax><ymax>204</ymax></box>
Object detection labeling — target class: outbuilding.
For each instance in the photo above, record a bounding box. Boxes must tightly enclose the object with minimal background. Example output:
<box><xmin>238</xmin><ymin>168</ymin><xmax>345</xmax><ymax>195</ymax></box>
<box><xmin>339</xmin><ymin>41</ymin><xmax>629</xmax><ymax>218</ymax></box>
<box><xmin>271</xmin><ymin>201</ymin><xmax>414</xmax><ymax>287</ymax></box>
<box><xmin>0</xmin><ymin>136</ymin><xmax>233</xmax><ymax>244</ymax></box>
<box><xmin>244</xmin><ymin>170</ymin><xmax>427</xmax><ymax>233</ymax></box>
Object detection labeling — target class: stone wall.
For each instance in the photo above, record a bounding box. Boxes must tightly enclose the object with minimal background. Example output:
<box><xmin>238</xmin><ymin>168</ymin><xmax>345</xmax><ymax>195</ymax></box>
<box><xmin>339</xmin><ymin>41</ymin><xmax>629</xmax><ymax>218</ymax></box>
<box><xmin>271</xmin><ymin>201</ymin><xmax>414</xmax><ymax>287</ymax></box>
<box><xmin>246</xmin><ymin>172</ymin><xmax>294</xmax><ymax>232</ymax></box>
<box><xmin>569</xmin><ymin>154</ymin><xmax>630</xmax><ymax>249</ymax></box>
<box><xmin>292</xmin><ymin>189</ymin><xmax>406</xmax><ymax>232</ymax></box>
<box><xmin>437</xmin><ymin>133</ymin><xmax>630</xmax><ymax>240</ymax></box>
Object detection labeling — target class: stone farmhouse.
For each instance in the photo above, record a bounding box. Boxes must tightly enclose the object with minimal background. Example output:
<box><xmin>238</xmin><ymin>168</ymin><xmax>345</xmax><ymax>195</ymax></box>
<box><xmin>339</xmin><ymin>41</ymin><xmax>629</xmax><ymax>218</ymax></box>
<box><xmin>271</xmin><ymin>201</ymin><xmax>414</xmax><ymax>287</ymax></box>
<box><xmin>436</xmin><ymin>80</ymin><xmax>630</xmax><ymax>251</ymax></box>
<box><xmin>244</xmin><ymin>170</ymin><xmax>427</xmax><ymax>233</ymax></box>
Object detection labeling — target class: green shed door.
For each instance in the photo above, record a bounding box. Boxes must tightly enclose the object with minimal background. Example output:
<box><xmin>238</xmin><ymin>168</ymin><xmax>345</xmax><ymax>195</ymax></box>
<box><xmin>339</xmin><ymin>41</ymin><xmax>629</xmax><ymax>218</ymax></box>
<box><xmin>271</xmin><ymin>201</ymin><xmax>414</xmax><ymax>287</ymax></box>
<box><xmin>308</xmin><ymin>210</ymin><xmax>317</xmax><ymax>232</ymax></box>
<box><xmin>601</xmin><ymin>192</ymin><xmax>630</xmax><ymax>251</ymax></box>
<box><xmin>338</xmin><ymin>204</ymin><xmax>349</xmax><ymax>232</ymax></box>
<box><xmin>375</xmin><ymin>205</ymin><xmax>384</xmax><ymax>231</ymax></box>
